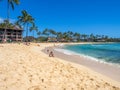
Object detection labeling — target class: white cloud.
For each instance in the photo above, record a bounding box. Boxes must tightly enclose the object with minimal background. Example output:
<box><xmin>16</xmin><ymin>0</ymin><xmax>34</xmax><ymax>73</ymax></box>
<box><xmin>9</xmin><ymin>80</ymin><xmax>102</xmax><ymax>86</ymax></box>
<box><xmin>0</xmin><ymin>17</ymin><xmax>16</xmax><ymax>23</ymax></box>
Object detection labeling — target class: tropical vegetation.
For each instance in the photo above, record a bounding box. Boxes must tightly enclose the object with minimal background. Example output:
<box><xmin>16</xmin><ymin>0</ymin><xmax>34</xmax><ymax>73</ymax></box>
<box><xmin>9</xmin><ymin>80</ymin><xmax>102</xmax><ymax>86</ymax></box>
<box><xmin>16</xmin><ymin>10</ymin><xmax>36</xmax><ymax>42</ymax></box>
<box><xmin>23</xmin><ymin>29</ymin><xmax>120</xmax><ymax>42</ymax></box>
<box><xmin>0</xmin><ymin>0</ymin><xmax>120</xmax><ymax>43</ymax></box>
<box><xmin>5</xmin><ymin>0</ymin><xmax>20</xmax><ymax>40</ymax></box>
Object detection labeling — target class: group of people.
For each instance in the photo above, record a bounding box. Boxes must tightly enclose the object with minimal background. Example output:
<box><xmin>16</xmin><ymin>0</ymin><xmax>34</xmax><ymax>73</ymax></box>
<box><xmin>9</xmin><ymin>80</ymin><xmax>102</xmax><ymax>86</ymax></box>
<box><xmin>47</xmin><ymin>49</ymin><xmax>54</xmax><ymax>57</ymax></box>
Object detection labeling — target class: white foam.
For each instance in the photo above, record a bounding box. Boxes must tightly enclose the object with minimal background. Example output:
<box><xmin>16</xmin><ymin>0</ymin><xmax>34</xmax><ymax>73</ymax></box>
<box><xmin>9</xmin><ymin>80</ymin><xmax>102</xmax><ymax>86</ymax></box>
<box><xmin>54</xmin><ymin>48</ymin><xmax>120</xmax><ymax>68</ymax></box>
<box><xmin>54</xmin><ymin>48</ymin><xmax>76</xmax><ymax>55</ymax></box>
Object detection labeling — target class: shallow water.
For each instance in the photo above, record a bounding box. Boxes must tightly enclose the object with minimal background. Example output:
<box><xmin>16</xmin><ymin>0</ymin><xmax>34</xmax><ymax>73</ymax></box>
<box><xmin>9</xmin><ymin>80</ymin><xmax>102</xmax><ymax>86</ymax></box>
<box><xmin>63</xmin><ymin>43</ymin><xmax>120</xmax><ymax>65</ymax></box>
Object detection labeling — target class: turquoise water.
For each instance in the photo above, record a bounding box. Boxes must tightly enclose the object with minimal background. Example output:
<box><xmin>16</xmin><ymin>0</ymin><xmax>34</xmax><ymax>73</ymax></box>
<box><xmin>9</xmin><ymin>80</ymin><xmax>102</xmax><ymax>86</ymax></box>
<box><xmin>63</xmin><ymin>43</ymin><xmax>120</xmax><ymax>65</ymax></box>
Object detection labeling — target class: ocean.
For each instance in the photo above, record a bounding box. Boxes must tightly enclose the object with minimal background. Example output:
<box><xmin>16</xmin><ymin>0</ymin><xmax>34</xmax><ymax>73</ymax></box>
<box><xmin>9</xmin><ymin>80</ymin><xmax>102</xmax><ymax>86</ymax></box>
<box><xmin>60</xmin><ymin>43</ymin><xmax>120</xmax><ymax>66</ymax></box>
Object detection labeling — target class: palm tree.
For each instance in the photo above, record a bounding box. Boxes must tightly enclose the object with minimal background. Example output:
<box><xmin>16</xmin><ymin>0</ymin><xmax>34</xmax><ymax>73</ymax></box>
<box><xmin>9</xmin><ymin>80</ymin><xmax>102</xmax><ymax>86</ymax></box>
<box><xmin>81</xmin><ymin>34</ymin><xmax>88</xmax><ymax>41</ymax></box>
<box><xmin>90</xmin><ymin>33</ymin><xmax>94</xmax><ymax>42</ymax></box>
<box><xmin>56</xmin><ymin>32</ymin><xmax>63</xmax><ymax>42</ymax></box>
<box><xmin>0</xmin><ymin>22</ymin><xmax>5</xmax><ymax>40</ymax></box>
<box><xmin>17</xmin><ymin>10</ymin><xmax>34</xmax><ymax>42</ymax></box>
<box><xmin>3</xmin><ymin>0</ymin><xmax>20</xmax><ymax>42</ymax></box>
<box><xmin>49</xmin><ymin>29</ymin><xmax>56</xmax><ymax>37</ymax></box>
<box><xmin>73</xmin><ymin>32</ymin><xmax>80</xmax><ymax>42</ymax></box>
<box><xmin>63</xmin><ymin>32</ymin><xmax>69</xmax><ymax>42</ymax></box>
<box><xmin>15</xmin><ymin>20</ymin><xmax>22</xmax><ymax>29</ymax></box>
<box><xmin>36</xmin><ymin>31</ymin><xmax>41</xmax><ymax>42</ymax></box>
<box><xmin>37</xmin><ymin>31</ymin><xmax>41</xmax><ymax>38</ymax></box>
<box><xmin>67</xmin><ymin>31</ymin><xmax>73</xmax><ymax>41</ymax></box>
<box><xmin>42</xmin><ymin>28</ymin><xmax>49</xmax><ymax>37</ymax></box>
<box><xmin>30</xmin><ymin>23</ymin><xmax>38</xmax><ymax>38</ymax></box>
<box><xmin>104</xmin><ymin>35</ymin><xmax>108</xmax><ymax>41</ymax></box>
<box><xmin>0</xmin><ymin>22</ymin><xmax>6</xmax><ymax>28</ymax></box>
<box><xmin>0</xmin><ymin>20</ymin><xmax>15</xmax><ymax>29</ymax></box>
<box><xmin>7</xmin><ymin>0</ymin><xmax>20</xmax><ymax>22</ymax></box>
<box><xmin>101</xmin><ymin>35</ymin><xmax>105</xmax><ymax>39</ymax></box>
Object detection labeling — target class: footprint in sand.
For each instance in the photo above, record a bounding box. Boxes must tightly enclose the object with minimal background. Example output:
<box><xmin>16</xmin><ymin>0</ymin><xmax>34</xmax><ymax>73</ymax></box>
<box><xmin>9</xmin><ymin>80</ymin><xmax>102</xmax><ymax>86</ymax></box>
<box><xmin>28</xmin><ymin>86</ymin><xmax>40</xmax><ymax>90</ymax></box>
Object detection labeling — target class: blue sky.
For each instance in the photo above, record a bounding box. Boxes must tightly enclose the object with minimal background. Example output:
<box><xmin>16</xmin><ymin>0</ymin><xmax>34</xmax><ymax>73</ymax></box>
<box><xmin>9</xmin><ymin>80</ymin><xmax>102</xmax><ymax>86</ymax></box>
<box><xmin>0</xmin><ymin>0</ymin><xmax>120</xmax><ymax>37</ymax></box>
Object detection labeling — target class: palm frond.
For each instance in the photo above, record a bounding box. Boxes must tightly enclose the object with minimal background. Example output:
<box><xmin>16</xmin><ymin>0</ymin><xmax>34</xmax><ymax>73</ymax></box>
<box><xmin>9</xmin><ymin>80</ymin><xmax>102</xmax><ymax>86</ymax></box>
<box><xmin>10</xmin><ymin>1</ymin><xmax>14</xmax><ymax>10</ymax></box>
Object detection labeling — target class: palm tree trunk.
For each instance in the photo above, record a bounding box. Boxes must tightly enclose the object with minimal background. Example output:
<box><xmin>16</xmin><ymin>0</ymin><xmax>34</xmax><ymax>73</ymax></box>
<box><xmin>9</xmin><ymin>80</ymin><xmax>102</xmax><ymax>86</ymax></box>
<box><xmin>3</xmin><ymin>1</ymin><xmax>10</xmax><ymax>42</ymax></box>
<box><xmin>33</xmin><ymin>31</ymin><xmax>35</xmax><ymax>41</ymax></box>
<box><xmin>33</xmin><ymin>31</ymin><xmax>34</xmax><ymax>38</ymax></box>
<box><xmin>26</xmin><ymin>23</ymin><xmax>29</xmax><ymax>42</ymax></box>
<box><xmin>7</xmin><ymin>0</ymin><xmax>10</xmax><ymax>22</ymax></box>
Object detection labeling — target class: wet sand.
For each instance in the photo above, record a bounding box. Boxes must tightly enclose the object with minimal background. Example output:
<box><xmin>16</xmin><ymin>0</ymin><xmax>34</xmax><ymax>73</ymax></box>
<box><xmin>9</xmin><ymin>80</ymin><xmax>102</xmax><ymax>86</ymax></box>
<box><xmin>43</xmin><ymin>44</ymin><xmax>120</xmax><ymax>82</ymax></box>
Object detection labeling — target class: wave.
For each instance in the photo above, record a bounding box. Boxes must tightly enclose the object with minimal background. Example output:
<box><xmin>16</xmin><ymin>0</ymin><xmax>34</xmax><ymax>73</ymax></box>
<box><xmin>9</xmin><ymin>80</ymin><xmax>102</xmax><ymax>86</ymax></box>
<box><xmin>54</xmin><ymin>48</ymin><xmax>120</xmax><ymax>68</ymax></box>
<box><xmin>54</xmin><ymin>48</ymin><xmax>78</xmax><ymax>55</ymax></box>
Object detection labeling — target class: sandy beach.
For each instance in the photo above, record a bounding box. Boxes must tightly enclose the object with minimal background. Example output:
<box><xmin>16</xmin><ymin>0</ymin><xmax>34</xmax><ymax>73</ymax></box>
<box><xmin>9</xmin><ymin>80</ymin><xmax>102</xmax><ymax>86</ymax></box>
<box><xmin>43</xmin><ymin>43</ymin><xmax>120</xmax><ymax>82</ymax></box>
<box><xmin>0</xmin><ymin>43</ymin><xmax>120</xmax><ymax>90</ymax></box>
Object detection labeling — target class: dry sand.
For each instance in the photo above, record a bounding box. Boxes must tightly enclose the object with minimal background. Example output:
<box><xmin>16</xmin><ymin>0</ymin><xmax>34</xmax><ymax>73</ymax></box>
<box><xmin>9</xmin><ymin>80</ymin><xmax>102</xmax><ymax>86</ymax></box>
<box><xmin>0</xmin><ymin>43</ymin><xmax>120</xmax><ymax>90</ymax></box>
<box><xmin>44</xmin><ymin>45</ymin><xmax>120</xmax><ymax>82</ymax></box>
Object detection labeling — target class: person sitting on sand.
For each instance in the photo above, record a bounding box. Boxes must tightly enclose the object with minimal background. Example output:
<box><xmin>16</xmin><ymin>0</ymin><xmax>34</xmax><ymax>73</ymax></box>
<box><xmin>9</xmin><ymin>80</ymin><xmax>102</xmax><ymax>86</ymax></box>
<box><xmin>37</xmin><ymin>44</ymin><xmax>40</xmax><ymax>46</ymax></box>
<box><xmin>47</xmin><ymin>49</ymin><xmax>49</xmax><ymax>53</ymax></box>
<box><xmin>49</xmin><ymin>51</ymin><xmax>54</xmax><ymax>57</ymax></box>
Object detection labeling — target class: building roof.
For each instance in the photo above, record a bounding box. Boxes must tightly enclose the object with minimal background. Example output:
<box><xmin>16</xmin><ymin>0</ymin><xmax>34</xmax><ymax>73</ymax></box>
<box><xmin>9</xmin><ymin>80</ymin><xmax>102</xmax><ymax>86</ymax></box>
<box><xmin>0</xmin><ymin>25</ymin><xmax>23</xmax><ymax>31</ymax></box>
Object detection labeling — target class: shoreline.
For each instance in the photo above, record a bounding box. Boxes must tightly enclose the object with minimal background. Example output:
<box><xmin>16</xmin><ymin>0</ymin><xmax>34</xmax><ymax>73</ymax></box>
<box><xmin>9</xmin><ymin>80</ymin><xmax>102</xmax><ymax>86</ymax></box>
<box><xmin>42</xmin><ymin>43</ymin><xmax>120</xmax><ymax>82</ymax></box>
<box><xmin>1</xmin><ymin>43</ymin><xmax>120</xmax><ymax>89</ymax></box>
<box><xmin>55</xmin><ymin>47</ymin><xmax>120</xmax><ymax>68</ymax></box>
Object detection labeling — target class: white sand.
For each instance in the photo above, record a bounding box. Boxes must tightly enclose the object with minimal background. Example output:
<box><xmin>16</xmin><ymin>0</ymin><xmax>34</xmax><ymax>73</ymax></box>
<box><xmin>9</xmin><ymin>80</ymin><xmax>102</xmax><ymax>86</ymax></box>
<box><xmin>0</xmin><ymin>43</ymin><xmax>120</xmax><ymax>90</ymax></box>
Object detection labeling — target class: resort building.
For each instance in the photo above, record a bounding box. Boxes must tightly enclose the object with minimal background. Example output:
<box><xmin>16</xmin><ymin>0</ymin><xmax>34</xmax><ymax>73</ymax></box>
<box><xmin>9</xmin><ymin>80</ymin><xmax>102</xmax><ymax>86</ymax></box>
<box><xmin>0</xmin><ymin>26</ymin><xmax>23</xmax><ymax>42</ymax></box>
<box><xmin>47</xmin><ymin>37</ymin><xmax>57</xmax><ymax>42</ymax></box>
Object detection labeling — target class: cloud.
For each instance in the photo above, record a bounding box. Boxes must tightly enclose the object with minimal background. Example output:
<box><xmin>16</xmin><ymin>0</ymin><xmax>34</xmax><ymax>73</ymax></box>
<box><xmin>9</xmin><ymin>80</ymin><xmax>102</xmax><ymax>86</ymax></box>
<box><xmin>0</xmin><ymin>17</ymin><xmax>16</xmax><ymax>23</ymax></box>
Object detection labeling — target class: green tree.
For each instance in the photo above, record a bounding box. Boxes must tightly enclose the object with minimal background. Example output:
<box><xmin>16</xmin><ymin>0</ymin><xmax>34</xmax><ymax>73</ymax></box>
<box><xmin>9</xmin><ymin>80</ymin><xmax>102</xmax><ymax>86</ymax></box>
<box><xmin>73</xmin><ymin>32</ymin><xmax>80</xmax><ymax>42</ymax></box>
<box><xmin>3</xmin><ymin>0</ymin><xmax>20</xmax><ymax>42</ymax></box>
<box><xmin>15</xmin><ymin>20</ymin><xmax>22</xmax><ymax>29</ymax></box>
<box><xmin>67</xmin><ymin>31</ymin><xmax>73</xmax><ymax>41</ymax></box>
<box><xmin>81</xmin><ymin>34</ymin><xmax>88</xmax><ymax>41</ymax></box>
<box><xmin>17</xmin><ymin>10</ymin><xmax>34</xmax><ymax>41</ymax></box>
<box><xmin>90</xmin><ymin>33</ymin><xmax>95</xmax><ymax>42</ymax></box>
<box><xmin>63</xmin><ymin>32</ymin><xmax>69</xmax><ymax>41</ymax></box>
<box><xmin>7</xmin><ymin>0</ymin><xmax>20</xmax><ymax>22</ymax></box>
<box><xmin>0</xmin><ymin>22</ymin><xmax>6</xmax><ymax>28</ymax></box>
<box><xmin>49</xmin><ymin>29</ymin><xmax>56</xmax><ymax>37</ymax></box>
<box><xmin>0</xmin><ymin>20</ymin><xmax>14</xmax><ymax>29</ymax></box>
<box><xmin>42</xmin><ymin>28</ymin><xmax>49</xmax><ymax>37</ymax></box>
<box><xmin>104</xmin><ymin>35</ymin><xmax>108</xmax><ymax>41</ymax></box>
<box><xmin>56</xmin><ymin>32</ymin><xmax>63</xmax><ymax>42</ymax></box>
<box><xmin>37</xmin><ymin>31</ymin><xmax>41</xmax><ymax>37</ymax></box>
<box><xmin>30</xmin><ymin>23</ymin><xmax>38</xmax><ymax>38</ymax></box>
